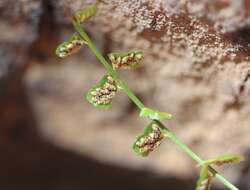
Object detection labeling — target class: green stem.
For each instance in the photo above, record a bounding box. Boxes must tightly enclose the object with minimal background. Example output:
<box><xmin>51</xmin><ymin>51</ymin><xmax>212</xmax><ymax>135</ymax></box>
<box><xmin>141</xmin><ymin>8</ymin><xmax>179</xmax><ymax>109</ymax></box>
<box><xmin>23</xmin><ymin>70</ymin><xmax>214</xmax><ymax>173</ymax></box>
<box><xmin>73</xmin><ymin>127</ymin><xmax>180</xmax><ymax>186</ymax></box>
<box><xmin>72</xmin><ymin>20</ymin><xmax>239</xmax><ymax>190</ymax></box>
<box><xmin>72</xmin><ymin>21</ymin><xmax>144</xmax><ymax>110</ymax></box>
<box><xmin>157</xmin><ymin>121</ymin><xmax>203</xmax><ymax>163</ymax></box>
<box><xmin>158</xmin><ymin>121</ymin><xmax>238</xmax><ymax>190</ymax></box>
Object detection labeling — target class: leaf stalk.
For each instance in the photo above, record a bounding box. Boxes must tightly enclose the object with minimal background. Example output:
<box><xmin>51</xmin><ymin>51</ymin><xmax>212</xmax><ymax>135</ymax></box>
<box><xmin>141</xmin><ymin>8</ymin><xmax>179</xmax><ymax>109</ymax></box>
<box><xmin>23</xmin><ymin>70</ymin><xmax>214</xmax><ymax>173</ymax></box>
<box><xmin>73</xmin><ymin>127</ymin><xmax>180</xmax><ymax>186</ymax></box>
<box><xmin>72</xmin><ymin>20</ymin><xmax>239</xmax><ymax>190</ymax></box>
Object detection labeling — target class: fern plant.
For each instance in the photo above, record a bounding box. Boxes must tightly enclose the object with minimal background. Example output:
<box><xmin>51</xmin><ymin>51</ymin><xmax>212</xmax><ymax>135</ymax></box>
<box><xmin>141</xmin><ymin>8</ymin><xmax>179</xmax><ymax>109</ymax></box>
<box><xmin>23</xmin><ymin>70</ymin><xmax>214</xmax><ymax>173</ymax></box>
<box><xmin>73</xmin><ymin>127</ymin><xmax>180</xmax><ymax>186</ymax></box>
<box><xmin>55</xmin><ymin>4</ymin><xmax>244</xmax><ymax>190</ymax></box>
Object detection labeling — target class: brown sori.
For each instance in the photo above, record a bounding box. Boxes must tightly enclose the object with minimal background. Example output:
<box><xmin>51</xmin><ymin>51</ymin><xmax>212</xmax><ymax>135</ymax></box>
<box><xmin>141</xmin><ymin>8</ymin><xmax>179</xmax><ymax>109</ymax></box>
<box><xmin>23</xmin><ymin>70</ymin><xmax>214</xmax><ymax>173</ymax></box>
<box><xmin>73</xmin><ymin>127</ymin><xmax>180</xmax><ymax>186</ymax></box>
<box><xmin>56</xmin><ymin>33</ymin><xmax>86</xmax><ymax>58</ymax></box>
<box><xmin>135</xmin><ymin>123</ymin><xmax>164</xmax><ymax>155</ymax></box>
<box><xmin>90</xmin><ymin>76</ymin><xmax>117</xmax><ymax>107</ymax></box>
<box><xmin>108</xmin><ymin>51</ymin><xmax>143</xmax><ymax>69</ymax></box>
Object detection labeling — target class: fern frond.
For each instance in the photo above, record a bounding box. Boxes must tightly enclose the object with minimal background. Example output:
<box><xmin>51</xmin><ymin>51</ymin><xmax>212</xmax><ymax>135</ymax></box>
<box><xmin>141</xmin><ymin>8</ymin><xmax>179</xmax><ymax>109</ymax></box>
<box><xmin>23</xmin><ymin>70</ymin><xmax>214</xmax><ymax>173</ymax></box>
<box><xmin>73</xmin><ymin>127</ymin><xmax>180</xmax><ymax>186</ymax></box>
<box><xmin>139</xmin><ymin>107</ymin><xmax>172</xmax><ymax>120</ymax></box>
<box><xmin>133</xmin><ymin>121</ymin><xmax>165</xmax><ymax>156</ymax></box>
<box><xmin>108</xmin><ymin>50</ymin><xmax>143</xmax><ymax>70</ymax></box>
<box><xmin>196</xmin><ymin>165</ymin><xmax>213</xmax><ymax>190</ymax></box>
<box><xmin>202</xmin><ymin>154</ymin><xmax>244</xmax><ymax>166</ymax></box>
<box><xmin>56</xmin><ymin>33</ymin><xmax>86</xmax><ymax>58</ymax></box>
<box><xmin>86</xmin><ymin>75</ymin><xmax>117</xmax><ymax>108</ymax></box>
<box><xmin>74</xmin><ymin>4</ymin><xmax>97</xmax><ymax>23</ymax></box>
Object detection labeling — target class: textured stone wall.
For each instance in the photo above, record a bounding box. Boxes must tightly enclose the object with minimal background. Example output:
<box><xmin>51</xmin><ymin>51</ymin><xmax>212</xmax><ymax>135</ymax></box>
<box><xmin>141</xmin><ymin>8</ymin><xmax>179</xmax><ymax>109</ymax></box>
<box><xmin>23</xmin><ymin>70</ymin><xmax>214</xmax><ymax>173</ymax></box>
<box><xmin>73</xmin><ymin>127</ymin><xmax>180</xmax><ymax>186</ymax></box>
<box><xmin>1</xmin><ymin>0</ymin><xmax>250</xmax><ymax>189</ymax></box>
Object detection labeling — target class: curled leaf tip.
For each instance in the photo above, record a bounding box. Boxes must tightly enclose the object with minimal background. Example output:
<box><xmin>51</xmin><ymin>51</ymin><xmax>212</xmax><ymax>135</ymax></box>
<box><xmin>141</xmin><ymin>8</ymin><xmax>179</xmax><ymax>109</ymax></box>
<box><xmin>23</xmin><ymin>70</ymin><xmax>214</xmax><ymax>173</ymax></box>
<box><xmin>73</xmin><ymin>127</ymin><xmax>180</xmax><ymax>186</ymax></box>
<box><xmin>73</xmin><ymin>4</ymin><xmax>97</xmax><ymax>23</ymax></box>
<box><xmin>108</xmin><ymin>50</ymin><xmax>143</xmax><ymax>70</ymax></box>
<box><xmin>139</xmin><ymin>107</ymin><xmax>172</xmax><ymax>120</ymax></box>
<box><xmin>56</xmin><ymin>33</ymin><xmax>86</xmax><ymax>58</ymax></box>
<box><xmin>86</xmin><ymin>75</ymin><xmax>117</xmax><ymax>108</ymax></box>
<box><xmin>133</xmin><ymin>121</ymin><xmax>165</xmax><ymax>156</ymax></box>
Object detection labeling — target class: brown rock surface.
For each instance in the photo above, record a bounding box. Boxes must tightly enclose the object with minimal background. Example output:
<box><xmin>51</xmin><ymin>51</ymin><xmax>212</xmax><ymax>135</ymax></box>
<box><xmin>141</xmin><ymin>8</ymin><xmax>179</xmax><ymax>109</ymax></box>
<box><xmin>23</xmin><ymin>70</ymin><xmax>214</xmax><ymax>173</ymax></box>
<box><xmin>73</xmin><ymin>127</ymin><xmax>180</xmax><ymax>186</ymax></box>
<box><xmin>1</xmin><ymin>0</ymin><xmax>250</xmax><ymax>189</ymax></box>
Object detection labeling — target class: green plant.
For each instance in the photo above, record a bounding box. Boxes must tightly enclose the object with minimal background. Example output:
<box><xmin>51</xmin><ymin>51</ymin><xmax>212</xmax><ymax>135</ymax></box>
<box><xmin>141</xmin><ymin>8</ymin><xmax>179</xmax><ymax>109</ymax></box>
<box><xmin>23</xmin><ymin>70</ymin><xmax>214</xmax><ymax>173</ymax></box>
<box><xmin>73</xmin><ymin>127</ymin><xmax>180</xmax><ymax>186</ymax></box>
<box><xmin>55</xmin><ymin>4</ymin><xmax>244</xmax><ymax>190</ymax></box>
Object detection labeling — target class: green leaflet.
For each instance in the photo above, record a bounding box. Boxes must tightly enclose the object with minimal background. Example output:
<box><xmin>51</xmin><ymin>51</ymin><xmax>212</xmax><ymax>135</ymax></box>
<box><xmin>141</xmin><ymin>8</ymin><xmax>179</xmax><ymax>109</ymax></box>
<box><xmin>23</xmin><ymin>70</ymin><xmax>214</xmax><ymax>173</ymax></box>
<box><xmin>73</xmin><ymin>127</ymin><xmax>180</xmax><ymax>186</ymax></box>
<box><xmin>56</xmin><ymin>33</ymin><xmax>86</xmax><ymax>58</ymax></box>
<box><xmin>195</xmin><ymin>154</ymin><xmax>244</xmax><ymax>190</ymax></box>
<box><xmin>86</xmin><ymin>75</ymin><xmax>117</xmax><ymax>109</ymax></box>
<box><xmin>74</xmin><ymin>4</ymin><xmax>97</xmax><ymax>23</ymax></box>
<box><xmin>202</xmin><ymin>154</ymin><xmax>244</xmax><ymax>166</ymax></box>
<box><xmin>108</xmin><ymin>50</ymin><xmax>143</xmax><ymax>70</ymax></box>
<box><xmin>196</xmin><ymin>165</ymin><xmax>213</xmax><ymax>190</ymax></box>
<box><xmin>133</xmin><ymin>121</ymin><xmax>165</xmax><ymax>157</ymax></box>
<box><xmin>139</xmin><ymin>107</ymin><xmax>172</xmax><ymax>120</ymax></box>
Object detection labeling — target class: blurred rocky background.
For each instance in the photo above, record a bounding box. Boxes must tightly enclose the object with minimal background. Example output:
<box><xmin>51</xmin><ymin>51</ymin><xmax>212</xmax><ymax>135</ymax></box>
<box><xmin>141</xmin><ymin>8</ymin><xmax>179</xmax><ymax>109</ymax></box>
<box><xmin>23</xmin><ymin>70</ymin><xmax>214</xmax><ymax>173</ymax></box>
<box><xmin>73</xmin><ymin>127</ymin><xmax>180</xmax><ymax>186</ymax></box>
<box><xmin>0</xmin><ymin>0</ymin><xmax>250</xmax><ymax>189</ymax></box>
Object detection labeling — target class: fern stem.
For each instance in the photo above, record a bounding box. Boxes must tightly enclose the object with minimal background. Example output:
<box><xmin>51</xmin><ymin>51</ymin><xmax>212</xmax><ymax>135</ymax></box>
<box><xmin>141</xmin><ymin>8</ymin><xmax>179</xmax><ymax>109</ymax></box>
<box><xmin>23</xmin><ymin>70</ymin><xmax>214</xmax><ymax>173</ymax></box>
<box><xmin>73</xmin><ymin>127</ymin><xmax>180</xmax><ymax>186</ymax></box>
<box><xmin>72</xmin><ymin>21</ymin><xmax>144</xmax><ymax>110</ymax></box>
<box><xmin>72</xmin><ymin>20</ymin><xmax>239</xmax><ymax>190</ymax></box>
<box><xmin>157</xmin><ymin>121</ymin><xmax>203</xmax><ymax>163</ymax></box>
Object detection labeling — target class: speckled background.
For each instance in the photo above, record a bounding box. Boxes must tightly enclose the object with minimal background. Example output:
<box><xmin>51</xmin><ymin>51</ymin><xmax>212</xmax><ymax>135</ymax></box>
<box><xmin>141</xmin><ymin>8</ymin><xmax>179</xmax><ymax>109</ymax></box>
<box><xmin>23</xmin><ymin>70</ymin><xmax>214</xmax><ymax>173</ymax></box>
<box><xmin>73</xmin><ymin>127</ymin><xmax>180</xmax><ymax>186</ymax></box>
<box><xmin>0</xmin><ymin>0</ymin><xmax>250</xmax><ymax>190</ymax></box>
